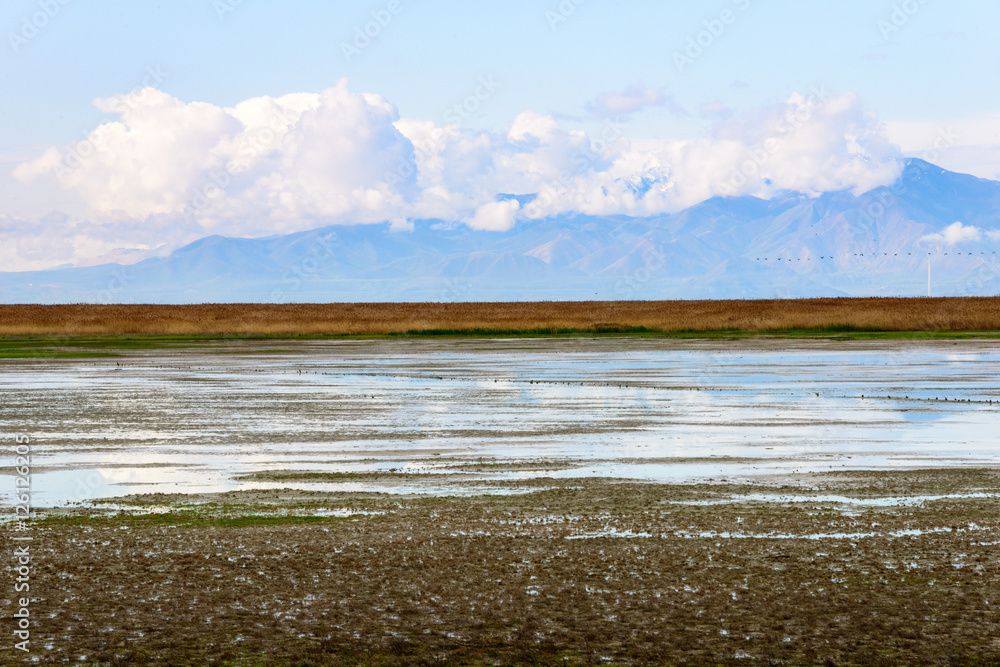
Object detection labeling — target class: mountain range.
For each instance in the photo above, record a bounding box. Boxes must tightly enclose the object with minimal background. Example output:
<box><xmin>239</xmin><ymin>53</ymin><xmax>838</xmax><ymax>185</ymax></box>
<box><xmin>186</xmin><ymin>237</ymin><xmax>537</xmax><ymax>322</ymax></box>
<box><xmin>3</xmin><ymin>159</ymin><xmax>999</xmax><ymax>303</ymax></box>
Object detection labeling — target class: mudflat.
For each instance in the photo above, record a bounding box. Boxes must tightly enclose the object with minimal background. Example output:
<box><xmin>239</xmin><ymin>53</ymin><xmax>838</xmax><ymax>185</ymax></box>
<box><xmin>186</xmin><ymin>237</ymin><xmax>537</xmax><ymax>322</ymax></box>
<box><xmin>5</xmin><ymin>470</ymin><xmax>1000</xmax><ymax>665</ymax></box>
<box><xmin>3</xmin><ymin>336</ymin><xmax>999</xmax><ymax>664</ymax></box>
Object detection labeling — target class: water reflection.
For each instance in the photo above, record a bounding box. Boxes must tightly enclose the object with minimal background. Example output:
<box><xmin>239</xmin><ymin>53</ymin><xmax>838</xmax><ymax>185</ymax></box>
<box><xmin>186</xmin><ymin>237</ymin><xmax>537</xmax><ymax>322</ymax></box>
<box><xmin>1</xmin><ymin>338</ymin><xmax>998</xmax><ymax>504</ymax></box>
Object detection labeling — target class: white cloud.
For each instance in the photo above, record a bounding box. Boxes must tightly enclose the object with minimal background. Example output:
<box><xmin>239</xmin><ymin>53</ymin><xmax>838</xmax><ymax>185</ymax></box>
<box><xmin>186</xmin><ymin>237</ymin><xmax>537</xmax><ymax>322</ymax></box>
<box><xmin>921</xmin><ymin>221</ymin><xmax>983</xmax><ymax>245</ymax></box>
<box><xmin>700</xmin><ymin>91</ymin><xmax>903</xmax><ymax>199</ymax></box>
<box><xmin>388</xmin><ymin>217</ymin><xmax>414</xmax><ymax>232</ymax></box>
<box><xmin>15</xmin><ymin>89</ymin><xmax>245</xmax><ymax>219</ymax></box>
<box><xmin>586</xmin><ymin>85</ymin><xmax>686</xmax><ymax>119</ymax></box>
<box><xmin>465</xmin><ymin>200</ymin><xmax>520</xmax><ymax>231</ymax></box>
<box><xmin>885</xmin><ymin>114</ymin><xmax>1000</xmax><ymax>180</ymax></box>
<box><xmin>427</xmin><ymin>91</ymin><xmax>901</xmax><ymax>221</ymax></box>
<box><xmin>14</xmin><ymin>80</ymin><xmax>417</xmax><ymax>234</ymax></box>
<box><xmin>522</xmin><ymin>91</ymin><xmax>902</xmax><ymax>216</ymax></box>
<box><xmin>0</xmin><ymin>212</ymin><xmax>198</xmax><ymax>272</ymax></box>
<box><xmin>507</xmin><ymin>111</ymin><xmax>560</xmax><ymax>143</ymax></box>
<box><xmin>7</xmin><ymin>83</ymin><xmax>909</xmax><ymax>269</ymax></box>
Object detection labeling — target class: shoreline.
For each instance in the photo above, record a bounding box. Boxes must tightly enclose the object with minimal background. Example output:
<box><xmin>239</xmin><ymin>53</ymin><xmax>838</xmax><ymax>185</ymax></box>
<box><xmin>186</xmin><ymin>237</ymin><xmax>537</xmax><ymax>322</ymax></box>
<box><xmin>2</xmin><ymin>328</ymin><xmax>1000</xmax><ymax>360</ymax></box>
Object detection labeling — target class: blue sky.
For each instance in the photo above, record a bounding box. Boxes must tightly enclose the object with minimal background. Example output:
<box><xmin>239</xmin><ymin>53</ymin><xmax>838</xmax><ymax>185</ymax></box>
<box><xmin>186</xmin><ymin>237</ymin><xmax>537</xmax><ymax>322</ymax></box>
<box><xmin>2</xmin><ymin>0</ymin><xmax>999</xmax><ymax>269</ymax></box>
<box><xmin>3</xmin><ymin>0</ymin><xmax>997</xmax><ymax>146</ymax></box>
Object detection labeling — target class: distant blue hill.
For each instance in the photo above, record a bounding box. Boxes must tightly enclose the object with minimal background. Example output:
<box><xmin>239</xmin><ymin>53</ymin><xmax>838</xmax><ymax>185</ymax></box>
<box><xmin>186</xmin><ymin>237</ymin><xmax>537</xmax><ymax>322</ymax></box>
<box><xmin>3</xmin><ymin>159</ymin><xmax>999</xmax><ymax>303</ymax></box>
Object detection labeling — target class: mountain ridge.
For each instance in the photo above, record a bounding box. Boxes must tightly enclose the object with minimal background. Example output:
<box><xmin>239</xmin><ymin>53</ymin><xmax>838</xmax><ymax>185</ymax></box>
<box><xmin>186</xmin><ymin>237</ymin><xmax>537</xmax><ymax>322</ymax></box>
<box><xmin>3</xmin><ymin>159</ymin><xmax>999</xmax><ymax>303</ymax></box>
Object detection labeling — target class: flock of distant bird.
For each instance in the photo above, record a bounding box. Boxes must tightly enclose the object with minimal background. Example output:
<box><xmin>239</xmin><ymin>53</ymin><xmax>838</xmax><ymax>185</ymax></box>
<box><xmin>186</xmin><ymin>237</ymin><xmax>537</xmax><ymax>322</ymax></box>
<box><xmin>753</xmin><ymin>250</ymin><xmax>998</xmax><ymax>261</ymax></box>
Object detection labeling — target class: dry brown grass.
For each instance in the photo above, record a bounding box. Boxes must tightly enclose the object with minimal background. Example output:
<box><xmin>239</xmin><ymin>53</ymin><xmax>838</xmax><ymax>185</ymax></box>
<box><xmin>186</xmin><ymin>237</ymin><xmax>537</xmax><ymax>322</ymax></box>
<box><xmin>1</xmin><ymin>297</ymin><xmax>999</xmax><ymax>336</ymax></box>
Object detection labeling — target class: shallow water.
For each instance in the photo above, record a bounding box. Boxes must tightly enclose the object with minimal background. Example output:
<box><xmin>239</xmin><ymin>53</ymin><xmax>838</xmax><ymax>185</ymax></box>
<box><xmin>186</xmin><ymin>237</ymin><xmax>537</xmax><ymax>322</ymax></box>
<box><xmin>2</xmin><ymin>337</ymin><xmax>999</xmax><ymax>504</ymax></box>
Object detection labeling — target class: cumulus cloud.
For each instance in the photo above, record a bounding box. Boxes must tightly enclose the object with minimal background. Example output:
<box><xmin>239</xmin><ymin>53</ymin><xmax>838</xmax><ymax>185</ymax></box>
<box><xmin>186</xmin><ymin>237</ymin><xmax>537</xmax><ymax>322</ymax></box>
<box><xmin>586</xmin><ymin>85</ymin><xmax>686</xmax><ymax>119</ymax></box>
<box><xmin>513</xmin><ymin>90</ymin><xmax>902</xmax><ymax>217</ymax></box>
<box><xmin>465</xmin><ymin>200</ymin><xmax>520</xmax><ymax>231</ymax></box>
<box><xmin>921</xmin><ymin>221</ymin><xmax>984</xmax><ymax>245</ymax></box>
<box><xmin>7</xmin><ymin>82</ymin><xmax>908</xmax><ymax>270</ymax></box>
<box><xmin>14</xmin><ymin>80</ymin><xmax>417</xmax><ymax>233</ymax></box>
<box><xmin>507</xmin><ymin>110</ymin><xmax>561</xmax><ymax>143</ymax></box>
<box><xmin>703</xmin><ymin>91</ymin><xmax>903</xmax><ymax>198</ymax></box>
<box><xmin>418</xmin><ymin>90</ymin><xmax>900</xmax><ymax>221</ymax></box>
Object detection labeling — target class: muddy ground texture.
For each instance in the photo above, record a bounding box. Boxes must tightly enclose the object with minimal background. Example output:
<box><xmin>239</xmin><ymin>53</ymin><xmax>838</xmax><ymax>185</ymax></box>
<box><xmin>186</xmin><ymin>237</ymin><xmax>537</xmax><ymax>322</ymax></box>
<box><xmin>4</xmin><ymin>468</ymin><xmax>1000</xmax><ymax>666</ymax></box>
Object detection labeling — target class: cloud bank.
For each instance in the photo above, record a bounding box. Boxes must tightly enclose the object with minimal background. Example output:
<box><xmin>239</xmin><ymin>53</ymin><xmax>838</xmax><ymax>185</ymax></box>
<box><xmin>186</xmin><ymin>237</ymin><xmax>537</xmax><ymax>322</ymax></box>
<box><xmin>586</xmin><ymin>85</ymin><xmax>686</xmax><ymax>119</ymax></box>
<box><xmin>885</xmin><ymin>114</ymin><xmax>1000</xmax><ymax>181</ymax></box>
<box><xmin>8</xmin><ymin>79</ymin><xmax>905</xmax><ymax>270</ymax></box>
<box><xmin>921</xmin><ymin>221</ymin><xmax>1000</xmax><ymax>245</ymax></box>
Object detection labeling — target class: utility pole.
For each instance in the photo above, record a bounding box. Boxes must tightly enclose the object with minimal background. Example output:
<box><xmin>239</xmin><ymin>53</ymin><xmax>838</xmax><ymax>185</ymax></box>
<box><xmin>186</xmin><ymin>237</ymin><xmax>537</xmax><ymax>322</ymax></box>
<box><xmin>927</xmin><ymin>254</ymin><xmax>931</xmax><ymax>297</ymax></box>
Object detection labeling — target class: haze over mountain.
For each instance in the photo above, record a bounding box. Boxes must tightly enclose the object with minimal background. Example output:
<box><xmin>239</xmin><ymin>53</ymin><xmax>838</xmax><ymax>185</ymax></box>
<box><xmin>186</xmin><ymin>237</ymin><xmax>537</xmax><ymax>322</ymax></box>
<box><xmin>3</xmin><ymin>159</ymin><xmax>998</xmax><ymax>303</ymax></box>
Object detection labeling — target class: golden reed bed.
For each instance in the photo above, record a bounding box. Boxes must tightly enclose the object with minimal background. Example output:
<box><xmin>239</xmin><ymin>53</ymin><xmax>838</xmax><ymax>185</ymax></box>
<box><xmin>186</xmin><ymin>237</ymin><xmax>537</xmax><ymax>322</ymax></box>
<box><xmin>0</xmin><ymin>298</ymin><xmax>999</xmax><ymax>336</ymax></box>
